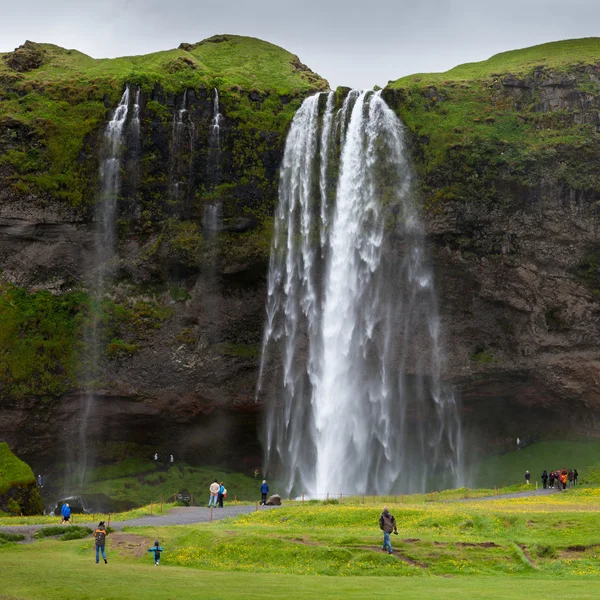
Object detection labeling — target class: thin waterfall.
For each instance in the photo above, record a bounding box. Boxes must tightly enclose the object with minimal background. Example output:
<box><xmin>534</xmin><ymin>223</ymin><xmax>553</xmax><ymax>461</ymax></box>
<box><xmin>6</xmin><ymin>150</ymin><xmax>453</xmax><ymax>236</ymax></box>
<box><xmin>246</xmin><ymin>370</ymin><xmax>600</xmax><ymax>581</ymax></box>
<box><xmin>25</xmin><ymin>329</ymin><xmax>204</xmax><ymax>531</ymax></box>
<box><xmin>207</xmin><ymin>87</ymin><xmax>224</xmax><ymax>190</ymax></box>
<box><xmin>169</xmin><ymin>89</ymin><xmax>195</xmax><ymax>213</ymax></box>
<box><xmin>78</xmin><ymin>85</ymin><xmax>131</xmax><ymax>484</ymax></box>
<box><xmin>258</xmin><ymin>90</ymin><xmax>463</xmax><ymax>497</ymax></box>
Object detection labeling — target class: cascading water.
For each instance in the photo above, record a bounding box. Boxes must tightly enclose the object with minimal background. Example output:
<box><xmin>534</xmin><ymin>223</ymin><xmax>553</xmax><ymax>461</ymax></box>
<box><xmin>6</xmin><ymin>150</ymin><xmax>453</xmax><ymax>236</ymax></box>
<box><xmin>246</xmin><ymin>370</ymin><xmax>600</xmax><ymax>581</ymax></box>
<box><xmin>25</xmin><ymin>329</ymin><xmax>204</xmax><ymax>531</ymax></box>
<box><xmin>169</xmin><ymin>89</ymin><xmax>195</xmax><ymax>213</ymax></box>
<box><xmin>258</xmin><ymin>90</ymin><xmax>463</xmax><ymax>497</ymax></box>
<box><xmin>77</xmin><ymin>86</ymin><xmax>131</xmax><ymax>484</ymax></box>
<box><xmin>200</xmin><ymin>89</ymin><xmax>225</xmax><ymax>332</ymax></box>
<box><xmin>207</xmin><ymin>87</ymin><xmax>224</xmax><ymax>191</ymax></box>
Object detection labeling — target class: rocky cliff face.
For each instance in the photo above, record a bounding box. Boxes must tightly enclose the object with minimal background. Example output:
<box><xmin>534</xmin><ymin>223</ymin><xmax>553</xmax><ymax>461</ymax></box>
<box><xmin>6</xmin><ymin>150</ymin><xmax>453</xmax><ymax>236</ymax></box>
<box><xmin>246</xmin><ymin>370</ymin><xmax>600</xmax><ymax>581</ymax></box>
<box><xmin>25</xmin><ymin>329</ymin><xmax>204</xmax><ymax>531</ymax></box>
<box><xmin>2</xmin><ymin>37</ymin><xmax>600</xmax><ymax>467</ymax></box>
<box><xmin>386</xmin><ymin>42</ymin><xmax>600</xmax><ymax>452</ymax></box>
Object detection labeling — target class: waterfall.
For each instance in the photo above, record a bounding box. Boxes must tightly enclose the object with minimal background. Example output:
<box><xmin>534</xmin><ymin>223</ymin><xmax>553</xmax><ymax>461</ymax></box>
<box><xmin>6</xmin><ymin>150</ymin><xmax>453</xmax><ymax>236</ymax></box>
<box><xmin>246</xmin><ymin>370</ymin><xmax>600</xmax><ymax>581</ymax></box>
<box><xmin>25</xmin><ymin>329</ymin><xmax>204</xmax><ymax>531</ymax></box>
<box><xmin>258</xmin><ymin>90</ymin><xmax>463</xmax><ymax>497</ymax></box>
<box><xmin>170</xmin><ymin>89</ymin><xmax>195</xmax><ymax>213</ymax></box>
<box><xmin>207</xmin><ymin>87</ymin><xmax>223</xmax><ymax>189</ymax></box>
<box><xmin>77</xmin><ymin>86</ymin><xmax>131</xmax><ymax>484</ymax></box>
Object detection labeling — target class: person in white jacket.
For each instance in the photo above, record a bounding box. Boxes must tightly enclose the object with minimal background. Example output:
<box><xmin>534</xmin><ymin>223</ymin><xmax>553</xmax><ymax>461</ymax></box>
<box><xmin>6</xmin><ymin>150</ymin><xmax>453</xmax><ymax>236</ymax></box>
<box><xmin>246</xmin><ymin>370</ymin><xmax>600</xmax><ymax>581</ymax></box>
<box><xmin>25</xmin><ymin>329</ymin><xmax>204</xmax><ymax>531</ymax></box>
<box><xmin>208</xmin><ymin>480</ymin><xmax>220</xmax><ymax>507</ymax></box>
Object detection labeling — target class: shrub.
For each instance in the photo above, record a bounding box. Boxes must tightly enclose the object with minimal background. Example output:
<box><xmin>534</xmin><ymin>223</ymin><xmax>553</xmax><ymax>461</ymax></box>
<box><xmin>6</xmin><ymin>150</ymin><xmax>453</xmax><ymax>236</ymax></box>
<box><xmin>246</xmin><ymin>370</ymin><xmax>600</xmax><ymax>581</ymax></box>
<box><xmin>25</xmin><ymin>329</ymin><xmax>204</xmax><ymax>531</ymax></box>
<box><xmin>35</xmin><ymin>526</ymin><xmax>93</xmax><ymax>540</ymax></box>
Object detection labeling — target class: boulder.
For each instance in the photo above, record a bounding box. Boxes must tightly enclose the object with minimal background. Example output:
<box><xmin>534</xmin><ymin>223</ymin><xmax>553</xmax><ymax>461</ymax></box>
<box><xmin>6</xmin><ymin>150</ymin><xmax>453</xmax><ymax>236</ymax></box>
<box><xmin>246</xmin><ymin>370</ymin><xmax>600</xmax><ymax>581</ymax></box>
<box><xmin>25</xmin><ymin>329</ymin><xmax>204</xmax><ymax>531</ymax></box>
<box><xmin>265</xmin><ymin>494</ymin><xmax>281</xmax><ymax>506</ymax></box>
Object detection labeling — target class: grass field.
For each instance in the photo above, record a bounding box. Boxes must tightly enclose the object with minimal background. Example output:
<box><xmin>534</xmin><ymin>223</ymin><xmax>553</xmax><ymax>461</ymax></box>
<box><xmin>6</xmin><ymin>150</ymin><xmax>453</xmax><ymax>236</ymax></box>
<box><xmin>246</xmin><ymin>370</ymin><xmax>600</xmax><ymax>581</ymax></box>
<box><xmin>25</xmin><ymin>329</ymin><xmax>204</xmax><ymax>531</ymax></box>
<box><xmin>468</xmin><ymin>440</ymin><xmax>600</xmax><ymax>488</ymax></box>
<box><xmin>3</xmin><ymin>484</ymin><xmax>600</xmax><ymax>598</ymax></box>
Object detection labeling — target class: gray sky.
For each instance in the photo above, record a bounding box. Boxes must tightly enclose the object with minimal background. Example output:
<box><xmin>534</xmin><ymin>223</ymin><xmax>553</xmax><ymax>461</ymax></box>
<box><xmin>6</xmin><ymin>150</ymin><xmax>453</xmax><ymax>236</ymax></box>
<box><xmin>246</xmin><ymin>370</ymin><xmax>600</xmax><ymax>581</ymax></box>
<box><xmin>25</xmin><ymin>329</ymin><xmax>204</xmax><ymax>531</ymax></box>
<box><xmin>2</xmin><ymin>0</ymin><xmax>600</xmax><ymax>89</ymax></box>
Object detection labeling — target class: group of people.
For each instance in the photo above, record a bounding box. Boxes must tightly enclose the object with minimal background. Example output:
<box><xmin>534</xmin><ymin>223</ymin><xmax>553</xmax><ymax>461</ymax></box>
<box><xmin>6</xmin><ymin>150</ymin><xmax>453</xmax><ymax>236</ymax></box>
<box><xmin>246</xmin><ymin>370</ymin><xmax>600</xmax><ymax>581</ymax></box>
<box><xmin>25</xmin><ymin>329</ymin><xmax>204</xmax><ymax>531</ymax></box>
<box><xmin>525</xmin><ymin>468</ymin><xmax>579</xmax><ymax>489</ymax></box>
<box><xmin>208</xmin><ymin>480</ymin><xmax>227</xmax><ymax>507</ymax></box>
<box><xmin>540</xmin><ymin>468</ymin><xmax>578</xmax><ymax>489</ymax></box>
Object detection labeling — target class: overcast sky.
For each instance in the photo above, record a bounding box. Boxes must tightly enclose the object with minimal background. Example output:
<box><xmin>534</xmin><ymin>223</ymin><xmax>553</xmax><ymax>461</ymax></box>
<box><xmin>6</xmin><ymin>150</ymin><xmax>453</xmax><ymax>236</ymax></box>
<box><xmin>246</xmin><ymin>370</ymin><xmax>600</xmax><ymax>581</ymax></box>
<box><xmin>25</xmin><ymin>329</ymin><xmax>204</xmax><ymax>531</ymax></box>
<box><xmin>2</xmin><ymin>0</ymin><xmax>600</xmax><ymax>89</ymax></box>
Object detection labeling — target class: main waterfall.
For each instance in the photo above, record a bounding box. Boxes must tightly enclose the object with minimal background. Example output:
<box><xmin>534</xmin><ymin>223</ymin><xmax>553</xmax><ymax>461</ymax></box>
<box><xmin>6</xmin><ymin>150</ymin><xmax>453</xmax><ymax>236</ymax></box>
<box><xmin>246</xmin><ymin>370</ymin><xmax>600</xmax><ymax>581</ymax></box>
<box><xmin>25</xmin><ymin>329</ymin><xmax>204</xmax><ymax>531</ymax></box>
<box><xmin>258</xmin><ymin>90</ymin><xmax>463</xmax><ymax>497</ymax></box>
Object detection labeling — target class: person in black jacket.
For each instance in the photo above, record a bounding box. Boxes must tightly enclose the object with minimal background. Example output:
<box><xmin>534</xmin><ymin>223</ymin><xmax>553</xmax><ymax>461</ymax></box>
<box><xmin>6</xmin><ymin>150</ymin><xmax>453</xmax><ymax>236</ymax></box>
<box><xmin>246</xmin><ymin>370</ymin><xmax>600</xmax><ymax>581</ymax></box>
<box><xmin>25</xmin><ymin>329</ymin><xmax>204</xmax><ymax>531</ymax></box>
<box><xmin>379</xmin><ymin>507</ymin><xmax>398</xmax><ymax>554</ymax></box>
<box><xmin>541</xmin><ymin>470</ymin><xmax>548</xmax><ymax>489</ymax></box>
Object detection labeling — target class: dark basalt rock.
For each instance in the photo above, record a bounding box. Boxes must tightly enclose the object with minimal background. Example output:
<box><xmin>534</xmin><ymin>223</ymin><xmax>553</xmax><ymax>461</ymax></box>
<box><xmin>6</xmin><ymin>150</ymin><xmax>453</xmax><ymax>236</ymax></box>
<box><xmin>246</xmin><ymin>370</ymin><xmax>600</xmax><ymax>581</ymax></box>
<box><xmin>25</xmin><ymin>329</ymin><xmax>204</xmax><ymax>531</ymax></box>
<box><xmin>4</xmin><ymin>41</ymin><xmax>45</xmax><ymax>73</ymax></box>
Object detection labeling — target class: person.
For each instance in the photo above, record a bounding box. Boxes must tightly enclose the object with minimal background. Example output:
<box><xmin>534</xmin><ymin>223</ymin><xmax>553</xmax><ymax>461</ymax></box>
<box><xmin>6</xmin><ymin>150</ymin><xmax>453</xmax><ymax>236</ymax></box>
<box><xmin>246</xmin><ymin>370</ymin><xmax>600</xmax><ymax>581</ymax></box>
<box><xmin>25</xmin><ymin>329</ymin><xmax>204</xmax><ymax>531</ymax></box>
<box><xmin>170</xmin><ymin>454</ymin><xmax>174</xmax><ymax>465</ymax></box>
<box><xmin>37</xmin><ymin>474</ymin><xmax>44</xmax><ymax>488</ymax></box>
<box><xmin>60</xmin><ymin>502</ymin><xmax>71</xmax><ymax>524</ymax></box>
<box><xmin>148</xmin><ymin>540</ymin><xmax>163</xmax><ymax>566</ymax></box>
<box><xmin>208</xmin><ymin>480</ymin><xmax>219</xmax><ymax>507</ymax></box>
<box><xmin>541</xmin><ymin>470</ymin><xmax>548</xmax><ymax>489</ymax></box>
<box><xmin>94</xmin><ymin>521</ymin><xmax>108</xmax><ymax>564</ymax></box>
<box><xmin>561</xmin><ymin>467</ymin><xmax>568</xmax><ymax>490</ymax></box>
<box><xmin>525</xmin><ymin>470</ymin><xmax>530</xmax><ymax>485</ymax></box>
<box><xmin>516</xmin><ymin>437</ymin><xmax>520</xmax><ymax>450</ymax></box>
<box><xmin>254</xmin><ymin>469</ymin><xmax>260</xmax><ymax>479</ymax></box>
<box><xmin>379</xmin><ymin>506</ymin><xmax>398</xmax><ymax>554</ymax></box>
<box><xmin>574</xmin><ymin>468</ymin><xmax>579</xmax><ymax>485</ymax></box>
<box><xmin>549</xmin><ymin>471</ymin><xmax>555</xmax><ymax>488</ymax></box>
<box><xmin>568</xmin><ymin>469</ymin><xmax>573</xmax><ymax>488</ymax></box>
<box><xmin>218</xmin><ymin>482</ymin><xmax>225</xmax><ymax>508</ymax></box>
<box><xmin>260</xmin><ymin>480</ymin><xmax>269</xmax><ymax>505</ymax></box>
<box><xmin>154</xmin><ymin>452</ymin><xmax>159</xmax><ymax>464</ymax></box>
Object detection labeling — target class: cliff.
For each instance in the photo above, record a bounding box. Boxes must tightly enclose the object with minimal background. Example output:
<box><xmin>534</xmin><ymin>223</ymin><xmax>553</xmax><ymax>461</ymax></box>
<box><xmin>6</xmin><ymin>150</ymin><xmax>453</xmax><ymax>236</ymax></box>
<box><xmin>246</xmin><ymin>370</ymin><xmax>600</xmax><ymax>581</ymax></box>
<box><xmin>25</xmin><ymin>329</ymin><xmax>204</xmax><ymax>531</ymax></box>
<box><xmin>0</xmin><ymin>35</ymin><xmax>327</xmax><ymax>466</ymax></box>
<box><xmin>385</xmin><ymin>38</ymin><xmax>600</xmax><ymax>450</ymax></box>
<box><xmin>2</xmin><ymin>35</ymin><xmax>600</xmax><ymax>466</ymax></box>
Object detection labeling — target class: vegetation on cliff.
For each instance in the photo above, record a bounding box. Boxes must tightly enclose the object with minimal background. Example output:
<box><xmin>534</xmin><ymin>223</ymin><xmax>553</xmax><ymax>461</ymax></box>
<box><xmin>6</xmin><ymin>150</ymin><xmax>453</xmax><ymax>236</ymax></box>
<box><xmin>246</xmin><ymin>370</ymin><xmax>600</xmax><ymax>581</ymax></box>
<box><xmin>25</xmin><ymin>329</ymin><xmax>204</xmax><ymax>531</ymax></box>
<box><xmin>386</xmin><ymin>38</ymin><xmax>600</xmax><ymax>188</ymax></box>
<box><xmin>0</xmin><ymin>443</ymin><xmax>43</xmax><ymax>515</ymax></box>
<box><xmin>0</xmin><ymin>35</ymin><xmax>328</xmax><ymax>206</ymax></box>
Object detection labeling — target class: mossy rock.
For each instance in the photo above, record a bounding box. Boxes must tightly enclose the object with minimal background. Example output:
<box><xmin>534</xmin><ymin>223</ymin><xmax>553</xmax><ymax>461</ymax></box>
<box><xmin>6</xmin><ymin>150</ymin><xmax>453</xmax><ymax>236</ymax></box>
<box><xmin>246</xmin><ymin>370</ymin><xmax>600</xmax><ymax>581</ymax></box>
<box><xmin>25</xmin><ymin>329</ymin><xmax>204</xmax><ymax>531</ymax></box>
<box><xmin>0</xmin><ymin>443</ymin><xmax>43</xmax><ymax>515</ymax></box>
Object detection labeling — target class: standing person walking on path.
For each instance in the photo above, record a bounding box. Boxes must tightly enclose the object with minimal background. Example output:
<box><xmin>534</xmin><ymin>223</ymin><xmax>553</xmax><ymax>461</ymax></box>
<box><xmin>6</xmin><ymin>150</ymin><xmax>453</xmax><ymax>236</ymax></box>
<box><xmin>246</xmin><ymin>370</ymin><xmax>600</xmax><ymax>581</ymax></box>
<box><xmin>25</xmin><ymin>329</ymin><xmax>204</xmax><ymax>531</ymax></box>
<box><xmin>218</xmin><ymin>482</ymin><xmax>225</xmax><ymax>508</ymax></box>
<box><xmin>541</xmin><ymin>470</ymin><xmax>548</xmax><ymax>489</ymax></box>
<box><xmin>60</xmin><ymin>503</ymin><xmax>71</xmax><ymax>524</ymax></box>
<box><xmin>260</xmin><ymin>480</ymin><xmax>269</xmax><ymax>505</ymax></box>
<box><xmin>379</xmin><ymin>506</ymin><xmax>398</xmax><ymax>554</ymax></box>
<box><xmin>208</xmin><ymin>480</ymin><xmax>219</xmax><ymax>507</ymax></box>
<box><xmin>94</xmin><ymin>521</ymin><xmax>108</xmax><ymax>564</ymax></box>
<box><xmin>574</xmin><ymin>469</ymin><xmax>579</xmax><ymax>485</ymax></box>
<box><xmin>525</xmin><ymin>470</ymin><xmax>530</xmax><ymax>485</ymax></box>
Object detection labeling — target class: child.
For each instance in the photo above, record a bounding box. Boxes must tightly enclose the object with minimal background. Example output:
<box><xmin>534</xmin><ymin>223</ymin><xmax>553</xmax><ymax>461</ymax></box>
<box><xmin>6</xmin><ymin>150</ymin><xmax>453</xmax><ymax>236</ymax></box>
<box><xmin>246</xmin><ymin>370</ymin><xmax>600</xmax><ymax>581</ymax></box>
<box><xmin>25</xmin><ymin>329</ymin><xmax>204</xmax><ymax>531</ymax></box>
<box><xmin>148</xmin><ymin>540</ymin><xmax>163</xmax><ymax>566</ymax></box>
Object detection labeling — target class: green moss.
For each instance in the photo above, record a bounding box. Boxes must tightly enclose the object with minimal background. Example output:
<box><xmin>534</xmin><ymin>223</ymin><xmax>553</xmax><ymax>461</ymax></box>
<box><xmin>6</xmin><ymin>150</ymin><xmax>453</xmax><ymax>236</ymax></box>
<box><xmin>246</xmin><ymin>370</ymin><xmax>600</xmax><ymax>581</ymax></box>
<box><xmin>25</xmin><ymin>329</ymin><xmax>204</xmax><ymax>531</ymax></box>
<box><xmin>469</xmin><ymin>348</ymin><xmax>499</xmax><ymax>364</ymax></box>
<box><xmin>0</xmin><ymin>284</ymin><xmax>86</xmax><ymax>399</ymax></box>
<box><xmin>0</xmin><ymin>443</ymin><xmax>35</xmax><ymax>495</ymax></box>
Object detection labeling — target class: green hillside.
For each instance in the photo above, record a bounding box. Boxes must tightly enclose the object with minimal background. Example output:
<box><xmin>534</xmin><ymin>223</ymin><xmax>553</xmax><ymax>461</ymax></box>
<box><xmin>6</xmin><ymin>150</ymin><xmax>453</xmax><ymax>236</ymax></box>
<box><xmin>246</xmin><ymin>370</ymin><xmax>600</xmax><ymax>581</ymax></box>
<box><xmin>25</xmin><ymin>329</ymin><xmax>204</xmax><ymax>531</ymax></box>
<box><xmin>0</xmin><ymin>35</ymin><xmax>328</xmax><ymax>93</ymax></box>
<box><xmin>390</xmin><ymin>37</ymin><xmax>600</xmax><ymax>86</ymax></box>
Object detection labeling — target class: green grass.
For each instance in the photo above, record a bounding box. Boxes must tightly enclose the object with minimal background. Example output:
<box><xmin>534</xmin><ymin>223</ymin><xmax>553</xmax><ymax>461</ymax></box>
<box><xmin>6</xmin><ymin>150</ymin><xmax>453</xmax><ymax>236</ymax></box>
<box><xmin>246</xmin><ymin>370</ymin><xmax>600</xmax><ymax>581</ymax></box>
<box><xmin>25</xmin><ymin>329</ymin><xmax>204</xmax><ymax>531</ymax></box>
<box><xmin>79</xmin><ymin>463</ymin><xmax>261</xmax><ymax>507</ymax></box>
<box><xmin>469</xmin><ymin>440</ymin><xmax>600</xmax><ymax>488</ymax></box>
<box><xmin>0</xmin><ymin>443</ymin><xmax>36</xmax><ymax>495</ymax></box>
<box><xmin>0</xmin><ymin>35</ymin><xmax>328</xmax><ymax>94</ymax></box>
<box><xmin>390</xmin><ymin>37</ymin><xmax>600</xmax><ymax>85</ymax></box>
<box><xmin>4</xmin><ymin>492</ymin><xmax>600</xmax><ymax>598</ymax></box>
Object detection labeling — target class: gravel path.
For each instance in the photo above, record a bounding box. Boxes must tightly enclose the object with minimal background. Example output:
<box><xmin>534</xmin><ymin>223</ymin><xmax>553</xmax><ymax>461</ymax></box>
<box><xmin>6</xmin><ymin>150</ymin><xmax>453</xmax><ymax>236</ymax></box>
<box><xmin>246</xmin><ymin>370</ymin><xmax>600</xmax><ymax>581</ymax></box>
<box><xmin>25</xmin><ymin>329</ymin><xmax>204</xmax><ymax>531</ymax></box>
<box><xmin>0</xmin><ymin>505</ymin><xmax>279</xmax><ymax>537</ymax></box>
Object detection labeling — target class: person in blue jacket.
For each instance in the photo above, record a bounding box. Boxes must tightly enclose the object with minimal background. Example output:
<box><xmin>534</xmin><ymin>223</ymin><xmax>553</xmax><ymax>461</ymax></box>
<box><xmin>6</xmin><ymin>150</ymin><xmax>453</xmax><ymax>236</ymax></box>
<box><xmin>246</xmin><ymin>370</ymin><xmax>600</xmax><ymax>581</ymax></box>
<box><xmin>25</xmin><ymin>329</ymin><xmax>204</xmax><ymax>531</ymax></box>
<box><xmin>260</xmin><ymin>480</ymin><xmax>269</xmax><ymax>505</ymax></box>
<box><xmin>60</xmin><ymin>502</ymin><xmax>71</xmax><ymax>524</ymax></box>
<box><xmin>148</xmin><ymin>540</ymin><xmax>163</xmax><ymax>566</ymax></box>
<box><xmin>218</xmin><ymin>482</ymin><xmax>225</xmax><ymax>508</ymax></box>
